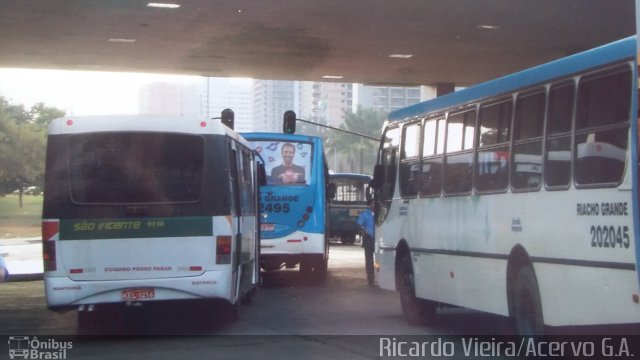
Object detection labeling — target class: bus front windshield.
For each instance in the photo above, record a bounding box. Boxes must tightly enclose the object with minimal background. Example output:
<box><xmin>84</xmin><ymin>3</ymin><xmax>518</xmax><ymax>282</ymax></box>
<box><xmin>251</xmin><ymin>140</ymin><xmax>313</xmax><ymax>186</ymax></box>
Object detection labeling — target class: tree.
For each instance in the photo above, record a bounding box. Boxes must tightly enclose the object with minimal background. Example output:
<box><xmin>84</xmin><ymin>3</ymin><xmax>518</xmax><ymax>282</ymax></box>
<box><xmin>325</xmin><ymin>106</ymin><xmax>387</xmax><ymax>174</ymax></box>
<box><xmin>0</xmin><ymin>97</ymin><xmax>64</xmax><ymax>206</ymax></box>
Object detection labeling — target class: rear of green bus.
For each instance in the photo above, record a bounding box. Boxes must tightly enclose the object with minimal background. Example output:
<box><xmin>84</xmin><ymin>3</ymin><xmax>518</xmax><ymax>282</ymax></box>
<box><xmin>42</xmin><ymin>116</ymin><xmax>252</xmax><ymax>315</ymax></box>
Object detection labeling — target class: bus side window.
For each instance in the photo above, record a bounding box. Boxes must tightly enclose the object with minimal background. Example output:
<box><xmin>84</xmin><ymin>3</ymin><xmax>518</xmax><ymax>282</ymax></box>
<box><xmin>476</xmin><ymin>99</ymin><xmax>511</xmax><ymax>193</ymax></box>
<box><xmin>444</xmin><ymin>110</ymin><xmax>475</xmax><ymax>195</ymax></box>
<box><xmin>512</xmin><ymin>90</ymin><xmax>544</xmax><ymax>191</ymax></box>
<box><xmin>419</xmin><ymin>118</ymin><xmax>442</xmax><ymax>197</ymax></box>
<box><xmin>545</xmin><ymin>82</ymin><xmax>574</xmax><ymax>188</ymax></box>
<box><xmin>399</xmin><ymin>122</ymin><xmax>421</xmax><ymax>198</ymax></box>
<box><xmin>574</xmin><ymin>65</ymin><xmax>631</xmax><ymax>186</ymax></box>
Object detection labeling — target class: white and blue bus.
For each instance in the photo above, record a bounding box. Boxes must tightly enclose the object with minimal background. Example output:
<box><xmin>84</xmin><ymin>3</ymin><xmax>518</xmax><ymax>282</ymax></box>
<box><xmin>328</xmin><ymin>173</ymin><xmax>372</xmax><ymax>245</ymax></box>
<box><xmin>371</xmin><ymin>36</ymin><xmax>640</xmax><ymax>334</ymax></box>
<box><xmin>242</xmin><ymin>131</ymin><xmax>331</xmax><ymax>280</ymax></box>
<box><xmin>42</xmin><ymin>115</ymin><xmax>262</xmax><ymax>326</ymax></box>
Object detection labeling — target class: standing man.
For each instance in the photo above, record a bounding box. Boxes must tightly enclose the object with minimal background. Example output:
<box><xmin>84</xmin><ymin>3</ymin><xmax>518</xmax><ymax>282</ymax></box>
<box><xmin>271</xmin><ymin>142</ymin><xmax>306</xmax><ymax>184</ymax></box>
<box><xmin>357</xmin><ymin>199</ymin><xmax>375</xmax><ymax>285</ymax></box>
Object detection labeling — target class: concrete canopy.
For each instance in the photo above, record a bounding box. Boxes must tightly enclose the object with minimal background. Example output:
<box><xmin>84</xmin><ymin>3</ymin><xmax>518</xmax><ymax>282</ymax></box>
<box><xmin>0</xmin><ymin>0</ymin><xmax>635</xmax><ymax>87</ymax></box>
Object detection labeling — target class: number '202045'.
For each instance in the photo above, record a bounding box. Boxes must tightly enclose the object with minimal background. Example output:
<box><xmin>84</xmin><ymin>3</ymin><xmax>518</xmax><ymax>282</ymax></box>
<box><xmin>590</xmin><ymin>225</ymin><xmax>630</xmax><ymax>248</ymax></box>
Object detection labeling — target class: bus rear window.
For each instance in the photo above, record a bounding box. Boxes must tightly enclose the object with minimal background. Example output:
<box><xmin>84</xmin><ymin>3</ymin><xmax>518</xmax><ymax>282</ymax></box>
<box><xmin>68</xmin><ymin>133</ymin><xmax>204</xmax><ymax>204</ymax></box>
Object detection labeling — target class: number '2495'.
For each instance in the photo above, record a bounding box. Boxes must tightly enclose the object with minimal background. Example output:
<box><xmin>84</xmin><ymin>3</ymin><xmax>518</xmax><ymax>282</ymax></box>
<box><xmin>259</xmin><ymin>202</ymin><xmax>290</xmax><ymax>213</ymax></box>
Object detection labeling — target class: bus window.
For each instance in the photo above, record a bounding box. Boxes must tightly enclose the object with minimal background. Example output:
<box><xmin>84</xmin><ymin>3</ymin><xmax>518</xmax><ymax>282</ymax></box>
<box><xmin>399</xmin><ymin>122</ymin><xmax>421</xmax><ymax>197</ymax></box>
<box><xmin>512</xmin><ymin>90</ymin><xmax>545</xmax><ymax>191</ymax></box>
<box><xmin>544</xmin><ymin>82</ymin><xmax>574</xmax><ymax>188</ymax></box>
<box><xmin>444</xmin><ymin>110</ymin><xmax>475</xmax><ymax>195</ymax></box>
<box><xmin>476</xmin><ymin>99</ymin><xmax>512</xmax><ymax>192</ymax></box>
<box><xmin>420</xmin><ymin>118</ymin><xmax>443</xmax><ymax>197</ymax></box>
<box><xmin>68</xmin><ymin>133</ymin><xmax>204</xmax><ymax>204</ymax></box>
<box><xmin>444</xmin><ymin>152</ymin><xmax>473</xmax><ymax>195</ymax></box>
<box><xmin>447</xmin><ymin>110</ymin><xmax>475</xmax><ymax>152</ymax></box>
<box><xmin>574</xmin><ymin>65</ymin><xmax>631</xmax><ymax>186</ymax></box>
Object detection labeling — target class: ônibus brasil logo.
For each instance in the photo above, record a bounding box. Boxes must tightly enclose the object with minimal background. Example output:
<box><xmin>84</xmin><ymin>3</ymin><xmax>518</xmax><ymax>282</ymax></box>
<box><xmin>8</xmin><ymin>336</ymin><xmax>73</xmax><ymax>360</ymax></box>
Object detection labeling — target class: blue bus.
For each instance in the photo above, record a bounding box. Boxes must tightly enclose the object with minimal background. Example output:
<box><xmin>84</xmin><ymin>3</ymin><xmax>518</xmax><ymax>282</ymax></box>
<box><xmin>372</xmin><ymin>36</ymin><xmax>640</xmax><ymax>334</ymax></box>
<box><xmin>328</xmin><ymin>173</ymin><xmax>371</xmax><ymax>245</ymax></box>
<box><xmin>242</xmin><ymin>132</ymin><xmax>331</xmax><ymax>280</ymax></box>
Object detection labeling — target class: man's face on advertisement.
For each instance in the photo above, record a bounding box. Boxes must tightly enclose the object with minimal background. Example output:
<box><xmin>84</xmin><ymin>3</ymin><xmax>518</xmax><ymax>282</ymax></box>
<box><xmin>282</xmin><ymin>145</ymin><xmax>295</xmax><ymax>165</ymax></box>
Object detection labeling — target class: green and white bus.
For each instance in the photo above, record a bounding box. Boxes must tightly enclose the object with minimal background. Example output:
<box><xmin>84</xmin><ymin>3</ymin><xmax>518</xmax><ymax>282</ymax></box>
<box><xmin>42</xmin><ymin>115</ymin><xmax>261</xmax><ymax>325</ymax></box>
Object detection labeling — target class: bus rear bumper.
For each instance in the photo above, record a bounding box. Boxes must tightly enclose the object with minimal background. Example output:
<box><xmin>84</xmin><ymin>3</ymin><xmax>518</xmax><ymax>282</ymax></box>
<box><xmin>44</xmin><ymin>270</ymin><xmax>233</xmax><ymax>311</ymax></box>
<box><xmin>260</xmin><ymin>253</ymin><xmax>324</xmax><ymax>268</ymax></box>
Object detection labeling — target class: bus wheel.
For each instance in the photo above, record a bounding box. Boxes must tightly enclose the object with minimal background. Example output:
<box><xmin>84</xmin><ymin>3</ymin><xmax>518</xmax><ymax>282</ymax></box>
<box><xmin>398</xmin><ymin>252</ymin><xmax>435</xmax><ymax>326</ymax></box>
<box><xmin>512</xmin><ymin>266</ymin><xmax>544</xmax><ymax>335</ymax></box>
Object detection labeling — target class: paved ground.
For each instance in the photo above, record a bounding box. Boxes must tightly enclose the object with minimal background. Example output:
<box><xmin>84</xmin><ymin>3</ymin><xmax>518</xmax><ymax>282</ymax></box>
<box><xmin>1</xmin><ymin>236</ymin><xmax>42</xmax><ymax>279</ymax></box>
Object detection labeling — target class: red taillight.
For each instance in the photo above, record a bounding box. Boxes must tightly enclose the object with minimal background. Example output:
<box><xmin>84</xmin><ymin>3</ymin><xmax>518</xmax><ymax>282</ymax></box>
<box><xmin>216</xmin><ymin>236</ymin><xmax>232</xmax><ymax>264</ymax></box>
<box><xmin>42</xmin><ymin>241</ymin><xmax>56</xmax><ymax>271</ymax></box>
<box><xmin>42</xmin><ymin>220</ymin><xmax>59</xmax><ymax>242</ymax></box>
<box><xmin>42</xmin><ymin>220</ymin><xmax>59</xmax><ymax>271</ymax></box>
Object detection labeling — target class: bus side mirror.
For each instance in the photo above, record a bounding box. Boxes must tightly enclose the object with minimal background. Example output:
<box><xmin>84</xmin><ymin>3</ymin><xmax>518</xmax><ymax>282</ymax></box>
<box><xmin>370</xmin><ymin>165</ymin><xmax>384</xmax><ymax>191</ymax></box>
<box><xmin>257</xmin><ymin>163</ymin><xmax>267</xmax><ymax>186</ymax></box>
<box><xmin>327</xmin><ymin>182</ymin><xmax>336</xmax><ymax>201</ymax></box>
<box><xmin>283</xmin><ymin>110</ymin><xmax>296</xmax><ymax>134</ymax></box>
<box><xmin>221</xmin><ymin>108</ymin><xmax>235</xmax><ymax>130</ymax></box>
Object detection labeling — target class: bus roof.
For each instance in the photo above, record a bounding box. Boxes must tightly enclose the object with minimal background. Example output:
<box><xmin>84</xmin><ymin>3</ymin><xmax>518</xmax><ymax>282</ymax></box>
<box><xmin>388</xmin><ymin>36</ymin><xmax>636</xmax><ymax>123</ymax></box>
<box><xmin>241</xmin><ymin>132</ymin><xmax>323</xmax><ymax>143</ymax></box>
<box><xmin>329</xmin><ymin>173</ymin><xmax>372</xmax><ymax>179</ymax></box>
<box><xmin>48</xmin><ymin>115</ymin><xmax>249</xmax><ymax>145</ymax></box>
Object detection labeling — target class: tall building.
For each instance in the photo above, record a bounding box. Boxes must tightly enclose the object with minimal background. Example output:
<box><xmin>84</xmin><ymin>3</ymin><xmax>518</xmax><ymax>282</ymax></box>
<box><xmin>205</xmin><ymin>78</ymin><xmax>254</xmax><ymax>132</ymax></box>
<box><xmin>299</xmin><ymin>82</ymin><xmax>354</xmax><ymax>129</ymax></box>
<box><xmin>253</xmin><ymin>80</ymin><xmax>300</xmax><ymax>132</ymax></box>
<box><xmin>356</xmin><ymin>85</ymin><xmax>426</xmax><ymax>113</ymax></box>
<box><xmin>139</xmin><ymin>82</ymin><xmax>201</xmax><ymax>117</ymax></box>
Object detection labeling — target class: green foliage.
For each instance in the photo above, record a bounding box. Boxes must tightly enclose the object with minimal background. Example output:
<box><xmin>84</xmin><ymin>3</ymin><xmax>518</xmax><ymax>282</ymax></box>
<box><xmin>325</xmin><ymin>106</ymin><xmax>387</xmax><ymax>174</ymax></box>
<box><xmin>0</xmin><ymin>97</ymin><xmax>65</xmax><ymax>198</ymax></box>
<box><xmin>0</xmin><ymin>194</ymin><xmax>42</xmax><ymax>237</ymax></box>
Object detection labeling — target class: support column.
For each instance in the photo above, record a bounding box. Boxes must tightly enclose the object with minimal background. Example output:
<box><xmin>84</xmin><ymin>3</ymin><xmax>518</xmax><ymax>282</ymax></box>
<box><xmin>435</xmin><ymin>82</ymin><xmax>455</xmax><ymax>97</ymax></box>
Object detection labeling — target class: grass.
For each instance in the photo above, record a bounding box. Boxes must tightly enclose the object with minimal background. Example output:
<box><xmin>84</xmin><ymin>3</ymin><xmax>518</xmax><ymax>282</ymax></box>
<box><xmin>0</xmin><ymin>194</ymin><xmax>42</xmax><ymax>238</ymax></box>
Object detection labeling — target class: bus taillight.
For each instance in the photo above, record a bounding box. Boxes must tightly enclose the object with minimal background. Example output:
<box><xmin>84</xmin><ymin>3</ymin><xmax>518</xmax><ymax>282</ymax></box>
<box><xmin>42</xmin><ymin>220</ymin><xmax>59</xmax><ymax>271</ymax></box>
<box><xmin>216</xmin><ymin>236</ymin><xmax>232</xmax><ymax>264</ymax></box>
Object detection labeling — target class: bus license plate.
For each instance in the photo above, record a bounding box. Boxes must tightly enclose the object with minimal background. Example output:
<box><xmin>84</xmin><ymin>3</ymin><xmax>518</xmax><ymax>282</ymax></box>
<box><xmin>349</xmin><ymin>209</ymin><xmax>362</xmax><ymax>217</ymax></box>
<box><xmin>261</xmin><ymin>223</ymin><xmax>275</xmax><ymax>231</ymax></box>
<box><xmin>122</xmin><ymin>288</ymin><xmax>155</xmax><ymax>300</ymax></box>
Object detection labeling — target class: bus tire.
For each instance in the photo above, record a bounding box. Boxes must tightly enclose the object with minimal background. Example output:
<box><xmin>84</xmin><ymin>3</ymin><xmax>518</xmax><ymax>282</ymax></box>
<box><xmin>398</xmin><ymin>252</ymin><xmax>435</xmax><ymax>326</ymax></box>
<box><xmin>512</xmin><ymin>266</ymin><xmax>544</xmax><ymax>335</ymax></box>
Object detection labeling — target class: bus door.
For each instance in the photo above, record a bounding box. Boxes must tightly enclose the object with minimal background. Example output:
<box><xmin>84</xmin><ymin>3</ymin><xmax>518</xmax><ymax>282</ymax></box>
<box><xmin>228</xmin><ymin>141</ymin><xmax>257</xmax><ymax>299</ymax></box>
<box><xmin>372</xmin><ymin>127</ymin><xmax>400</xmax><ymax>223</ymax></box>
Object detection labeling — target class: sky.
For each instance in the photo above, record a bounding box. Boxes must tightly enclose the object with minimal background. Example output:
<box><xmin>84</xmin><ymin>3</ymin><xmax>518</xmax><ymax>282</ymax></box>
<box><xmin>0</xmin><ymin>68</ymin><xmax>203</xmax><ymax>116</ymax></box>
